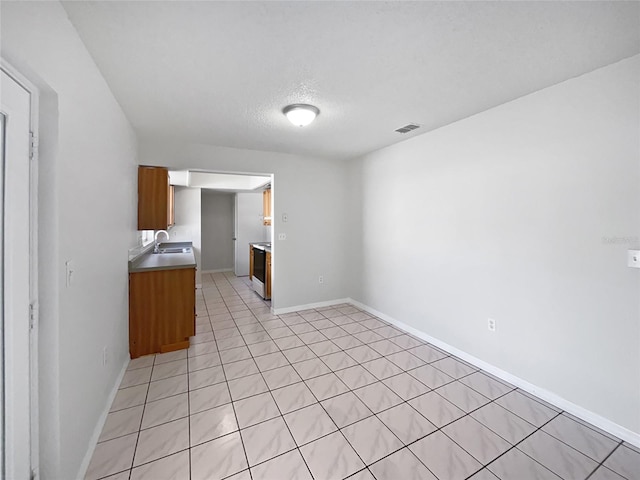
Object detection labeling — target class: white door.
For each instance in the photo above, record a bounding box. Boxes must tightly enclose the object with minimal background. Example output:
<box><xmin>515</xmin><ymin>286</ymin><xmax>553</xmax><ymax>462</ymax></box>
<box><xmin>234</xmin><ymin>192</ymin><xmax>265</xmax><ymax>276</ymax></box>
<box><xmin>1</xmin><ymin>68</ymin><xmax>34</xmax><ymax>479</ymax></box>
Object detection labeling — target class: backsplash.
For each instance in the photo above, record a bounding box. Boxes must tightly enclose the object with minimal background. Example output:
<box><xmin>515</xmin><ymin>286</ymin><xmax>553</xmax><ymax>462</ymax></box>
<box><xmin>128</xmin><ymin>241</ymin><xmax>154</xmax><ymax>261</ymax></box>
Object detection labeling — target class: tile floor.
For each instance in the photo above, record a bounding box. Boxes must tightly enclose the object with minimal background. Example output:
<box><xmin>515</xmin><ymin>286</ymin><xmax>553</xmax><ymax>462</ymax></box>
<box><xmin>86</xmin><ymin>272</ymin><xmax>640</xmax><ymax>480</ymax></box>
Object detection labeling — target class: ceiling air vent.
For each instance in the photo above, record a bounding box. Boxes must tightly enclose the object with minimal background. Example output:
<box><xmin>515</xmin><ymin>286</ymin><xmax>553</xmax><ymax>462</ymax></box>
<box><xmin>395</xmin><ymin>123</ymin><xmax>421</xmax><ymax>134</ymax></box>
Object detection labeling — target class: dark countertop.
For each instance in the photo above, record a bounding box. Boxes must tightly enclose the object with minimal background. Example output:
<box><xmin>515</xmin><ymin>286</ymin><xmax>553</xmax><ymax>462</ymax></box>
<box><xmin>129</xmin><ymin>242</ymin><xmax>197</xmax><ymax>273</ymax></box>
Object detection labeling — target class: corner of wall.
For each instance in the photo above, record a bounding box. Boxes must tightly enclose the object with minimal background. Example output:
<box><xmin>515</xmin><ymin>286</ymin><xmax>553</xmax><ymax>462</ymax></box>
<box><xmin>75</xmin><ymin>359</ymin><xmax>129</xmax><ymax>480</ymax></box>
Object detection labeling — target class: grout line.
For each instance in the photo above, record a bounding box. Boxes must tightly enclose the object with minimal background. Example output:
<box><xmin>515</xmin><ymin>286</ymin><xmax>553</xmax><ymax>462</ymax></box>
<box><xmin>208</xmin><ymin>284</ymin><xmax>255</xmax><ymax>480</ymax></box>
<box><xmin>477</xmin><ymin>415</ymin><xmax>569</xmax><ymax>480</ymax></box>
<box><xmin>186</xmin><ymin>322</ymin><xmax>193</xmax><ymax>480</ymax></box>
<box><xmin>114</xmin><ymin>448</ymin><xmax>190</xmax><ymax>477</ymax></box>
<box><xmin>122</xmin><ymin>355</ymin><xmax>154</xmax><ymax>479</ymax></box>
<box><xmin>210</xmin><ymin>298</ymin><xmax>253</xmax><ymax>479</ymax></box>
<box><xmin>211</xmin><ymin>276</ymin><xmax>409</xmax><ymax>477</ymax></box>
<box><xmin>107</xmin><ymin>352</ymin><xmax>524</xmax><ymax>475</ymax></box>
<box><xmin>583</xmin><ymin>442</ymin><xmax>624</xmax><ymax>480</ymax></box>
<box><xmin>196</xmin><ymin>274</ymin><xmax>625</xmax><ymax>479</ymax></box>
<box><xmin>224</xmin><ymin>276</ymin><xmax>316</xmax><ymax>479</ymax></box>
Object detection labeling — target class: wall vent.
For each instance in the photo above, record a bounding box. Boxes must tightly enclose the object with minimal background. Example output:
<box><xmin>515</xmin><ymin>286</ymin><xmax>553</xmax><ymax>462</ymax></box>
<box><xmin>395</xmin><ymin>123</ymin><xmax>421</xmax><ymax>134</ymax></box>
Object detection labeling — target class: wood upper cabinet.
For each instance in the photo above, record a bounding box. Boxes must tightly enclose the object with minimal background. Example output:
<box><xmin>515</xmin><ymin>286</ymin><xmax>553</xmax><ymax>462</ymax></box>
<box><xmin>263</xmin><ymin>189</ymin><xmax>271</xmax><ymax>226</ymax></box>
<box><xmin>129</xmin><ymin>267</ymin><xmax>196</xmax><ymax>358</ymax></box>
<box><xmin>138</xmin><ymin>166</ymin><xmax>172</xmax><ymax>230</ymax></box>
<box><xmin>266</xmin><ymin>251</ymin><xmax>272</xmax><ymax>299</ymax></box>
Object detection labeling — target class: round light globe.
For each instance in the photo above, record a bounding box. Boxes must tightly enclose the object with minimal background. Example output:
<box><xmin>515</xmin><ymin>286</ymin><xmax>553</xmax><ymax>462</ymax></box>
<box><xmin>283</xmin><ymin>104</ymin><xmax>319</xmax><ymax>127</ymax></box>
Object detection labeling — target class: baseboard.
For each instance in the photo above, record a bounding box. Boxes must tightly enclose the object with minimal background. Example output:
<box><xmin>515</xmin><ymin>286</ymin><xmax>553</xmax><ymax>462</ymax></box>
<box><xmin>348</xmin><ymin>298</ymin><xmax>640</xmax><ymax>448</ymax></box>
<box><xmin>76</xmin><ymin>358</ymin><xmax>129</xmax><ymax>480</ymax></box>
<box><xmin>200</xmin><ymin>268</ymin><xmax>234</xmax><ymax>274</ymax></box>
<box><xmin>273</xmin><ymin>298</ymin><xmax>351</xmax><ymax>315</ymax></box>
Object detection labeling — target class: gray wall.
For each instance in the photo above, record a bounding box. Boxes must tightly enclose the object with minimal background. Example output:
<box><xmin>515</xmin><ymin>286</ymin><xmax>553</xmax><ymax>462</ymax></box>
<box><xmin>1</xmin><ymin>2</ymin><xmax>138</xmax><ymax>478</ymax></box>
<box><xmin>201</xmin><ymin>191</ymin><xmax>234</xmax><ymax>271</ymax></box>
<box><xmin>171</xmin><ymin>187</ymin><xmax>202</xmax><ymax>285</ymax></box>
<box><xmin>350</xmin><ymin>56</ymin><xmax>640</xmax><ymax>434</ymax></box>
<box><xmin>235</xmin><ymin>192</ymin><xmax>268</xmax><ymax>276</ymax></box>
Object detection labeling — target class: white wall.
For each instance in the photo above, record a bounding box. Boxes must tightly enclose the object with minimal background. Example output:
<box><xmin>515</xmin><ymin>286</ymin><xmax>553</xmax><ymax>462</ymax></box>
<box><xmin>235</xmin><ymin>192</ymin><xmax>267</xmax><ymax>276</ymax></box>
<box><xmin>172</xmin><ymin>187</ymin><xmax>202</xmax><ymax>285</ymax></box>
<box><xmin>351</xmin><ymin>56</ymin><xmax>640</xmax><ymax>434</ymax></box>
<box><xmin>138</xmin><ymin>141</ymin><xmax>351</xmax><ymax>310</ymax></box>
<box><xmin>1</xmin><ymin>2</ymin><xmax>138</xmax><ymax>478</ymax></box>
<box><xmin>201</xmin><ymin>191</ymin><xmax>234</xmax><ymax>271</ymax></box>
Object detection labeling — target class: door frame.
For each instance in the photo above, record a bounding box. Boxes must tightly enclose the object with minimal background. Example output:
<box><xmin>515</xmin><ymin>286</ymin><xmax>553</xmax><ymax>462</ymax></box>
<box><xmin>233</xmin><ymin>186</ymin><xmax>272</xmax><ymax>278</ymax></box>
<box><xmin>1</xmin><ymin>59</ymin><xmax>40</xmax><ymax>480</ymax></box>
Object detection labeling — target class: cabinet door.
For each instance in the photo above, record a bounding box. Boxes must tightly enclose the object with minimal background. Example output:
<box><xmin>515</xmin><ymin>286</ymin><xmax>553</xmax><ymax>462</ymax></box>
<box><xmin>129</xmin><ymin>267</ymin><xmax>196</xmax><ymax>358</ymax></box>
<box><xmin>263</xmin><ymin>189</ymin><xmax>271</xmax><ymax>226</ymax></box>
<box><xmin>138</xmin><ymin>166</ymin><xmax>169</xmax><ymax>230</ymax></box>
<box><xmin>249</xmin><ymin>245</ymin><xmax>254</xmax><ymax>280</ymax></box>
<box><xmin>265</xmin><ymin>251</ymin><xmax>272</xmax><ymax>299</ymax></box>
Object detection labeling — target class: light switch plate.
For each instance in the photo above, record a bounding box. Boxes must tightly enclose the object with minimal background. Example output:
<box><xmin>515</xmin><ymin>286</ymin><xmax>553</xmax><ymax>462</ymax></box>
<box><xmin>628</xmin><ymin>250</ymin><xmax>640</xmax><ymax>268</ymax></box>
<box><xmin>487</xmin><ymin>318</ymin><xmax>496</xmax><ymax>332</ymax></box>
<box><xmin>65</xmin><ymin>260</ymin><xmax>74</xmax><ymax>287</ymax></box>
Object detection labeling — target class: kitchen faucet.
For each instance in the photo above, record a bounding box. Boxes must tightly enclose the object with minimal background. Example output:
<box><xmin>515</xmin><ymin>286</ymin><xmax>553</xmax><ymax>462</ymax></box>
<box><xmin>154</xmin><ymin>230</ymin><xmax>170</xmax><ymax>253</ymax></box>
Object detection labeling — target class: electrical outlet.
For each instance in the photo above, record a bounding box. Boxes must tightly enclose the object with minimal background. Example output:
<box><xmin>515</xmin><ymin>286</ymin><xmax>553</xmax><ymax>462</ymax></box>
<box><xmin>487</xmin><ymin>318</ymin><xmax>496</xmax><ymax>332</ymax></box>
<box><xmin>102</xmin><ymin>346</ymin><xmax>108</xmax><ymax>366</ymax></box>
<box><xmin>318</xmin><ymin>275</ymin><xmax>324</xmax><ymax>284</ymax></box>
<box><xmin>278</xmin><ymin>233</ymin><xmax>287</xmax><ymax>240</ymax></box>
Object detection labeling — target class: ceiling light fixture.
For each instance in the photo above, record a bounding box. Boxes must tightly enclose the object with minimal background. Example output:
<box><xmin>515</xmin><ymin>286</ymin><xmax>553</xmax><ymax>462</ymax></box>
<box><xmin>283</xmin><ymin>104</ymin><xmax>320</xmax><ymax>127</ymax></box>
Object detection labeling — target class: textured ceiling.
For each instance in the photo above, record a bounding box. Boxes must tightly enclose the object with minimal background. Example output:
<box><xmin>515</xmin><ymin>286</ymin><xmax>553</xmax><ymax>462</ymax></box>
<box><xmin>62</xmin><ymin>1</ymin><xmax>640</xmax><ymax>160</ymax></box>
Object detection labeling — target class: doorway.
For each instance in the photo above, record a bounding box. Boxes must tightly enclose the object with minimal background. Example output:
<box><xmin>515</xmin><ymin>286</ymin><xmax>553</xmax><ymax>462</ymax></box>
<box><xmin>169</xmin><ymin>169</ymin><xmax>272</xmax><ymax>281</ymax></box>
<box><xmin>1</xmin><ymin>66</ymin><xmax>38</xmax><ymax>479</ymax></box>
<box><xmin>234</xmin><ymin>191</ymin><xmax>268</xmax><ymax>276</ymax></box>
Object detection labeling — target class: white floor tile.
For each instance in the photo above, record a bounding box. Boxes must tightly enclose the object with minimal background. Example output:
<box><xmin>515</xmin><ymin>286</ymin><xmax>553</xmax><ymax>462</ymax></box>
<box><xmin>87</xmin><ymin>294</ymin><xmax>629</xmax><ymax>480</ymax></box>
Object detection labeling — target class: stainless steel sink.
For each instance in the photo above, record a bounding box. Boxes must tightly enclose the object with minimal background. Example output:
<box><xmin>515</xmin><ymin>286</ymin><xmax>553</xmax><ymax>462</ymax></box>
<box><xmin>153</xmin><ymin>242</ymin><xmax>193</xmax><ymax>254</ymax></box>
<box><xmin>155</xmin><ymin>247</ymin><xmax>191</xmax><ymax>254</ymax></box>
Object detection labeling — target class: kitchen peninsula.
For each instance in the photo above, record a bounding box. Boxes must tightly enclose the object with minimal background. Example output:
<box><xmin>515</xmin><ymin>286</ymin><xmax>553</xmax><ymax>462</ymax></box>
<box><xmin>128</xmin><ymin>242</ymin><xmax>197</xmax><ymax>358</ymax></box>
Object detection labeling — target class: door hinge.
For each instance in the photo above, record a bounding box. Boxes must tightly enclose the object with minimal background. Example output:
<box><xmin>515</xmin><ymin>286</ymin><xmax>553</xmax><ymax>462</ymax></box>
<box><xmin>29</xmin><ymin>302</ymin><xmax>38</xmax><ymax>330</ymax></box>
<box><xmin>29</xmin><ymin>132</ymin><xmax>38</xmax><ymax>160</ymax></box>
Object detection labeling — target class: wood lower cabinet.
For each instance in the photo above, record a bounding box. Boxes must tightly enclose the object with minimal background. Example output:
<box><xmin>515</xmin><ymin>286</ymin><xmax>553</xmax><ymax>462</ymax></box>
<box><xmin>266</xmin><ymin>251</ymin><xmax>272</xmax><ymax>299</ymax></box>
<box><xmin>249</xmin><ymin>245</ymin><xmax>254</xmax><ymax>280</ymax></box>
<box><xmin>129</xmin><ymin>267</ymin><xmax>196</xmax><ymax>358</ymax></box>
